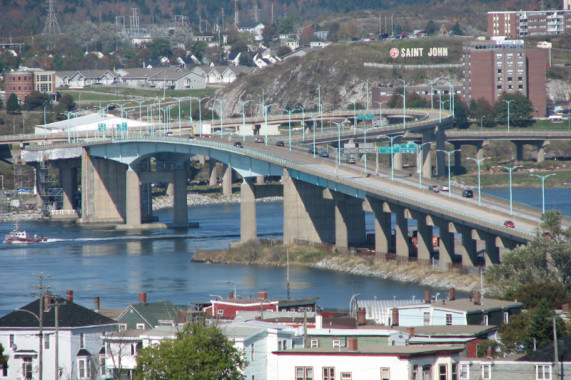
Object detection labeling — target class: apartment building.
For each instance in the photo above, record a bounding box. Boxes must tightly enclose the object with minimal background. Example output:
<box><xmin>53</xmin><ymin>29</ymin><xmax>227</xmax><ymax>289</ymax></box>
<box><xmin>487</xmin><ymin>8</ymin><xmax>571</xmax><ymax>38</ymax></box>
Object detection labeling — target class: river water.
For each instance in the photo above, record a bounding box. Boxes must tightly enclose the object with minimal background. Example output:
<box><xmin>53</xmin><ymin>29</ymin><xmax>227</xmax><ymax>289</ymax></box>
<box><xmin>0</xmin><ymin>188</ymin><xmax>568</xmax><ymax>316</ymax></box>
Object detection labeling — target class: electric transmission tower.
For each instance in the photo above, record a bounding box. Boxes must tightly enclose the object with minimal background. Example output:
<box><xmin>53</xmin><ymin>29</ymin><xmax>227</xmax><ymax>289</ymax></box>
<box><xmin>43</xmin><ymin>0</ymin><xmax>62</xmax><ymax>36</ymax></box>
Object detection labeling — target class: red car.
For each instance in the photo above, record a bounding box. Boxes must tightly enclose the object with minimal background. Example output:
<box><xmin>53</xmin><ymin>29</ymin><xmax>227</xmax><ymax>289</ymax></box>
<box><xmin>276</xmin><ymin>141</ymin><xmax>285</xmax><ymax>147</ymax></box>
<box><xmin>504</xmin><ymin>220</ymin><xmax>515</xmax><ymax>228</ymax></box>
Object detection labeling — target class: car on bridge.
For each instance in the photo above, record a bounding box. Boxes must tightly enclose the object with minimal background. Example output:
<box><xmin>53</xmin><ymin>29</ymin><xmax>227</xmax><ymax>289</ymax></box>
<box><xmin>440</xmin><ymin>185</ymin><xmax>449</xmax><ymax>192</ymax></box>
<box><xmin>504</xmin><ymin>220</ymin><xmax>515</xmax><ymax>228</ymax></box>
<box><xmin>320</xmin><ymin>151</ymin><xmax>329</xmax><ymax>158</ymax></box>
<box><xmin>462</xmin><ymin>189</ymin><xmax>473</xmax><ymax>198</ymax></box>
<box><xmin>346</xmin><ymin>157</ymin><xmax>356</xmax><ymax>164</ymax></box>
<box><xmin>428</xmin><ymin>185</ymin><xmax>440</xmax><ymax>193</ymax></box>
<box><xmin>233</xmin><ymin>141</ymin><xmax>243</xmax><ymax>148</ymax></box>
<box><xmin>254</xmin><ymin>137</ymin><xmax>264</xmax><ymax>143</ymax></box>
<box><xmin>276</xmin><ymin>141</ymin><xmax>285</xmax><ymax>147</ymax></box>
<box><xmin>308</xmin><ymin>145</ymin><xmax>317</xmax><ymax>154</ymax></box>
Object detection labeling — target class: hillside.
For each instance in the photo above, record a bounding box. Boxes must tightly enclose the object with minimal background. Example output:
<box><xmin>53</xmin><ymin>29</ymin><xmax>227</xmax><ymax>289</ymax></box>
<box><xmin>1</xmin><ymin>0</ymin><xmax>553</xmax><ymax>38</ymax></box>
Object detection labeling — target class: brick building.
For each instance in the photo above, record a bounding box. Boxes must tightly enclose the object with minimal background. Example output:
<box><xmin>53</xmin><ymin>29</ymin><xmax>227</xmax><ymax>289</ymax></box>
<box><xmin>4</xmin><ymin>69</ymin><xmax>56</xmax><ymax>104</ymax></box>
<box><xmin>462</xmin><ymin>40</ymin><xmax>546</xmax><ymax>117</ymax></box>
<box><xmin>487</xmin><ymin>9</ymin><xmax>571</xmax><ymax>38</ymax></box>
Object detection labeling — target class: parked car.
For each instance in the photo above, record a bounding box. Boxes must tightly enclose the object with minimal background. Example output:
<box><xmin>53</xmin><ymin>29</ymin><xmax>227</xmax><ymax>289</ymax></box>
<box><xmin>347</xmin><ymin>157</ymin><xmax>356</xmax><ymax>164</ymax></box>
<box><xmin>254</xmin><ymin>137</ymin><xmax>264</xmax><ymax>143</ymax></box>
<box><xmin>504</xmin><ymin>220</ymin><xmax>515</xmax><ymax>228</ymax></box>
<box><xmin>276</xmin><ymin>141</ymin><xmax>285</xmax><ymax>147</ymax></box>
<box><xmin>320</xmin><ymin>151</ymin><xmax>329</xmax><ymax>158</ymax></box>
<box><xmin>462</xmin><ymin>189</ymin><xmax>474</xmax><ymax>198</ymax></box>
<box><xmin>233</xmin><ymin>141</ymin><xmax>243</xmax><ymax>148</ymax></box>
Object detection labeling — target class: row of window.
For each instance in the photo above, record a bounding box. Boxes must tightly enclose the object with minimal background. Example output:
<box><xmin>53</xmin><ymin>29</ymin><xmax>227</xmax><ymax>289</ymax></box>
<box><xmin>460</xmin><ymin>363</ymin><xmax>552</xmax><ymax>380</ymax></box>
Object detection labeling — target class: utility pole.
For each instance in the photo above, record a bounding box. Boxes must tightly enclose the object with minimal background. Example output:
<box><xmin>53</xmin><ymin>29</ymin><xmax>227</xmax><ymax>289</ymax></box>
<box><xmin>33</xmin><ymin>273</ymin><xmax>51</xmax><ymax>380</ymax></box>
<box><xmin>553</xmin><ymin>317</ymin><xmax>559</xmax><ymax>379</ymax></box>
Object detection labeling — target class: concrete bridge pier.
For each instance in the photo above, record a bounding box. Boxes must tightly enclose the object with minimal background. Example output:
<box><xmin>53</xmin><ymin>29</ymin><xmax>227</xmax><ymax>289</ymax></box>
<box><xmin>240</xmin><ymin>178</ymin><xmax>257</xmax><ymax>242</ymax></box>
<box><xmin>515</xmin><ymin>142</ymin><xmax>524</xmax><ymax>162</ymax></box>
<box><xmin>536</xmin><ymin>141</ymin><xmax>549</xmax><ymax>163</ymax></box>
<box><xmin>172</xmin><ymin>168</ymin><xmax>188</xmax><ymax>227</ymax></box>
<box><xmin>329</xmin><ymin>190</ymin><xmax>366</xmax><ymax>250</ymax></box>
<box><xmin>58</xmin><ymin>162</ymin><xmax>77</xmax><ymax>212</ymax></box>
<box><xmin>393</xmin><ymin>205</ymin><xmax>410</xmax><ymax>259</ymax></box>
<box><xmin>392</xmin><ymin>153</ymin><xmax>403</xmax><ymax>171</ymax></box>
<box><xmin>365</xmin><ymin>197</ymin><xmax>392</xmax><ymax>255</ymax></box>
<box><xmin>209</xmin><ymin>158</ymin><xmax>218</xmax><ymax>186</ymax></box>
<box><xmin>421</xmin><ymin>130</ymin><xmax>433</xmax><ymax>179</ymax></box>
<box><xmin>473</xmin><ymin>230</ymin><xmax>500</xmax><ymax>265</ymax></box>
<box><xmin>282</xmin><ymin>169</ymin><xmax>335</xmax><ymax>245</ymax></box>
<box><xmin>432</xmin><ymin>216</ymin><xmax>455</xmax><ymax>266</ymax></box>
<box><xmin>436</xmin><ymin>127</ymin><xmax>447</xmax><ymax>176</ymax></box>
<box><xmin>222</xmin><ymin>164</ymin><xmax>233</xmax><ymax>195</ymax></box>
<box><xmin>455</xmin><ymin>224</ymin><xmax>478</xmax><ymax>267</ymax></box>
<box><xmin>452</xmin><ymin>143</ymin><xmax>462</xmax><ymax>170</ymax></box>
<box><xmin>476</xmin><ymin>141</ymin><xmax>488</xmax><ymax>161</ymax></box>
<box><xmin>410</xmin><ymin>210</ymin><xmax>433</xmax><ymax>263</ymax></box>
<box><xmin>125</xmin><ymin>167</ymin><xmax>142</xmax><ymax>227</ymax></box>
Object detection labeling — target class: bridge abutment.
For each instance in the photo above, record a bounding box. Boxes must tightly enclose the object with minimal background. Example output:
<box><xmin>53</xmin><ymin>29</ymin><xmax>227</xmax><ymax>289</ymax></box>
<box><xmin>223</xmin><ymin>164</ymin><xmax>233</xmax><ymax>195</ymax></box>
<box><xmin>536</xmin><ymin>140</ymin><xmax>549</xmax><ymax>163</ymax></box>
<box><xmin>209</xmin><ymin>158</ymin><xmax>218</xmax><ymax>186</ymax></box>
<box><xmin>421</xmin><ymin>130</ymin><xmax>433</xmax><ymax>179</ymax></box>
<box><xmin>125</xmin><ymin>167</ymin><xmax>142</xmax><ymax>227</ymax></box>
<box><xmin>455</xmin><ymin>224</ymin><xmax>478</xmax><ymax>267</ymax></box>
<box><xmin>240</xmin><ymin>179</ymin><xmax>257</xmax><ymax>242</ymax></box>
<box><xmin>365</xmin><ymin>197</ymin><xmax>392</xmax><ymax>254</ymax></box>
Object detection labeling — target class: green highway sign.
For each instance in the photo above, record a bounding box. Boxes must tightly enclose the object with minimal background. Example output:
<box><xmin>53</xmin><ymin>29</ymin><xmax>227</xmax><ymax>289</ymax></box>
<box><xmin>380</xmin><ymin>146</ymin><xmax>401</xmax><ymax>154</ymax></box>
<box><xmin>98</xmin><ymin>123</ymin><xmax>106</xmax><ymax>132</ymax></box>
<box><xmin>357</xmin><ymin>113</ymin><xmax>375</xmax><ymax>120</ymax></box>
<box><xmin>401</xmin><ymin>148</ymin><xmax>415</xmax><ymax>154</ymax></box>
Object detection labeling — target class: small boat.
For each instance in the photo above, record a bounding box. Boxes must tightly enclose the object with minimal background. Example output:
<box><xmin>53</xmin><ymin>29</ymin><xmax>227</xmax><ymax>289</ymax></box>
<box><xmin>4</xmin><ymin>224</ymin><xmax>47</xmax><ymax>244</ymax></box>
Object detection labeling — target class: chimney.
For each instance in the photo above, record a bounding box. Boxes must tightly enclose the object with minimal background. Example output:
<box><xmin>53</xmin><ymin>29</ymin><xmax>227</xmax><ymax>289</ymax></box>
<box><xmin>139</xmin><ymin>292</ymin><xmax>147</xmax><ymax>304</ymax></box>
<box><xmin>424</xmin><ymin>290</ymin><xmax>431</xmax><ymax>304</ymax></box>
<box><xmin>94</xmin><ymin>297</ymin><xmax>100</xmax><ymax>313</ymax></box>
<box><xmin>66</xmin><ymin>290</ymin><xmax>74</xmax><ymax>302</ymax></box>
<box><xmin>348</xmin><ymin>338</ymin><xmax>358</xmax><ymax>351</ymax></box>
<box><xmin>473</xmin><ymin>290</ymin><xmax>481</xmax><ymax>305</ymax></box>
<box><xmin>406</xmin><ymin>327</ymin><xmax>415</xmax><ymax>336</ymax></box>
<box><xmin>258</xmin><ymin>291</ymin><xmax>268</xmax><ymax>299</ymax></box>
<box><xmin>357</xmin><ymin>307</ymin><xmax>366</xmax><ymax>325</ymax></box>
<box><xmin>315</xmin><ymin>314</ymin><xmax>323</xmax><ymax>329</ymax></box>
<box><xmin>44</xmin><ymin>295</ymin><xmax>52</xmax><ymax>311</ymax></box>
<box><xmin>392</xmin><ymin>308</ymin><xmax>399</xmax><ymax>326</ymax></box>
<box><xmin>228</xmin><ymin>291</ymin><xmax>234</xmax><ymax>299</ymax></box>
<box><xmin>449</xmin><ymin>288</ymin><xmax>456</xmax><ymax>301</ymax></box>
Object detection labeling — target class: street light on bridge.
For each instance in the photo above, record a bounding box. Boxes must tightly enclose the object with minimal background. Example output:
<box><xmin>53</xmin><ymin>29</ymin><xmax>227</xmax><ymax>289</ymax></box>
<box><xmin>399</xmin><ymin>79</ymin><xmax>406</xmax><ymax>129</ymax></box>
<box><xmin>215</xmin><ymin>99</ymin><xmax>224</xmax><ymax>138</ymax></box>
<box><xmin>414</xmin><ymin>142</ymin><xmax>431</xmax><ymax>189</ymax></box>
<box><xmin>385</xmin><ymin>135</ymin><xmax>401</xmax><ymax>181</ymax></box>
<box><xmin>504</xmin><ymin>99</ymin><xmax>513</xmax><ymax>133</ymax></box>
<box><xmin>501</xmin><ymin>165</ymin><xmax>521</xmax><ymax>215</ymax></box>
<box><xmin>437</xmin><ymin>148</ymin><xmax>461</xmax><ymax>197</ymax></box>
<box><xmin>309</xmin><ymin>116</ymin><xmax>318</xmax><ymax>158</ymax></box>
<box><xmin>361</xmin><ymin>126</ymin><xmax>376</xmax><ymax>174</ymax></box>
<box><xmin>376</xmin><ymin>101</ymin><xmax>386</xmax><ymax>128</ymax></box>
<box><xmin>531</xmin><ymin>173</ymin><xmax>556</xmax><ymax>214</ymax></box>
<box><xmin>238</xmin><ymin>100</ymin><xmax>251</xmax><ymax>142</ymax></box>
<box><xmin>262</xmin><ymin>104</ymin><xmax>273</xmax><ymax>146</ymax></box>
<box><xmin>331</xmin><ymin>120</ymin><xmax>347</xmax><ymax>166</ymax></box>
<box><xmin>284</xmin><ymin>108</ymin><xmax>297</xmax><ymax>151</ymax></box>
<box><xmin>467</xmin><ymin>157</ymin><xmax>488</xmax><ymax>206</ymax></box>
<box><xmin>297</xmin><ymin>106</ymin><xmax>305</xmax><ymax>141</ymax></box>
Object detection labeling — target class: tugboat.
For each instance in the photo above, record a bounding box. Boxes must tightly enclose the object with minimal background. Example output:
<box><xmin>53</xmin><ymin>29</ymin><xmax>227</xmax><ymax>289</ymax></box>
<box><xmin>4</xmin><ymin>223</ymin><xmax>47</xmax><ymax>244</ymax></box>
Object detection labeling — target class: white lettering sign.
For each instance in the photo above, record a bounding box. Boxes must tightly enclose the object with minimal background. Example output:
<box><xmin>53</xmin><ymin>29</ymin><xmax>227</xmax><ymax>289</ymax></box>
<box><xmin>390</xmin><ymin>47</ymin><xmax>449</xmax><ymax>58</ymax></box>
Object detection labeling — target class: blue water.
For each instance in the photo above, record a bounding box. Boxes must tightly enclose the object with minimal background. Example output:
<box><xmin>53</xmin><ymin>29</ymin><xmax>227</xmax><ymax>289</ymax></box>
<box><xmin>483</xmin><ymin>187</ymin><xmax>570</xmax><ymax>217</ymax></box>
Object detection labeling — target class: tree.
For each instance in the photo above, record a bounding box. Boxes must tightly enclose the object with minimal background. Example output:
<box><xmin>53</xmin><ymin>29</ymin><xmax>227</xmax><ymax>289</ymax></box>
<box><xmin>135</xmin><ymin>323</ymin><xmax>246</xmax><ymax>380</ymax></box>
<box><xmin>0</xmin><ymin>344</ymin><xmax>7</xmax><ymax>373</ymax></box>
<box><xmin>451</xmin><ymin>22</ymin><xmax>463</xmax><ymax>35</ymax></box>
<box><xmin>453</xmin><ymin>99</ymin><xmax>470</xmax><ymax>129</ymax></box>
<box><xmin>494</xmin><ymin>92</ymin><xmax>533</xmax><ymax>127</ymax></box>
<box><xmin>425</xmin><ymin>20</ymin><xmax>438</xmax><ymax>35</ymax></box>
<box><xmin>277</xmin><ymin>18</ymin><xmax>294</xmax><ymax>34</ymax></box>
<box><xmin>54</xmin><ymin>94</ymin><xmax>76</xmax><ymax>114</ymax></box>
<box><xmin>23</xmin><ymin>90</ymin><xmax>50</xmax><ymax>111</ymax></box>
<box><xmin>262</xmin><ymin>24</ymin><xmax>278</xmax><ymax>45</ymax></box>
<box><xmin>473</xmin><ymin>98</ymin><xmax>496</xmax><ymax>128</ymax></box>
<box><xmin>6</xmin><ymin>93</ymin><xmax>21</xmax><ymax>114</ymax></box>
<box><xmin>146</xmin><ymin>38</ymin><xmax>173</xmax><ymax>59</ymax></box>
<box><xmin>522</xmin><ymin>299</ymin><xmax>566</xmax><ymax>352</ymax></box>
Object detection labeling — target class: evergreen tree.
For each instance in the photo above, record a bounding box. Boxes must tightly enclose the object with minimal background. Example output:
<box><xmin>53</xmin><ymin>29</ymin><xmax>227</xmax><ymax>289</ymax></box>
<box><xmin>6</xmin><ymin>93</ymin><xmax>21</xmax><ymax>114</ymax></box>
<box><xmin>494</xmin><ymin>92</ymin><xmax>533</xmax><ymax>127</ymax></box>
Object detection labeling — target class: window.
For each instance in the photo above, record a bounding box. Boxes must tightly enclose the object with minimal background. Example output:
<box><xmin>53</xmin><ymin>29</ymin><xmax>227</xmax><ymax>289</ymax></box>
<box><xmin>136</xmin><ymin>323</ymin><xmax>146</xmax><ymax>330</ymax></box>
<box><xmin>78</xmin><ymin>357</ymin><xmax>90</xmax><ymax>379</ymax></box>
<box><xmin>44</xmin><ymin>334</ymin><xmax>50</xmax><ymax>349</ymax></box>
<box><xmin>341</xmin><ymin>373</ymin><xmax>352</xmax><ymax>380</ymax></box>
<box><xmin>413</xmin><ymin>365</ymin><xmax>418</xmax><ymax>380</ymax></box>
<box><xmin>22</xmin><ymin>358</ymin><xmax>32</xmax><ymax>380</ymax></box>
<box><xmin>296</xmin><ymin>367</ymin><xmax>313</xmax><ymax>380</ymax></box>
<box><xmin>439</xmin><ymin>364</ymin><xmax>447</xmax><ymax>380</ymax></box>
<box><xmin>80</xmin><ymin>333</ymin><xmax>85</xmax><ymax>349</ymax></box>
<box><xmin>483</xmin><ymin>315</ymin><xmax>489</xmax><ymax>326</ymax></box>
<box><xmin>282</xmin><ymin>340</ymin><xmax>287</xmax><ymax>350</ymax></box>
<box><xmin>310</xmin><ymin>339</ymin><xmax>319</xmax><ymax>348</ymax></box>
<box><xmin>217</xmin><ymin>309</ymin><xmax>224</xmax><ymax>316</ymax></box>
<box><xmin>323</xmin><ymin>367</ymin><xmax>335</xmax><ymax>380</ymax></box>
<box><xmin>446</xmin><ymin>313</ymin><xmax>452</xmax><ymax>325</ymax></box>
<box><xmin>423</xmin><ymin>312</ymin><xmax>430</xmax><ymax>326</ymax></box>
<box><xmin>381</xmin><ymin>367</ymin><xmax>390</xmax><ymax>380</ymax></box>
<box><xmin>333</xmin><ymin>339</ymin><xmax>341</xmax><ymax>348</ymax></box>
<box><xmin>278</xmin><ymin>341</ymin><xmax>282</xmax><ymax>351</ymax></box>
<box><xmin>9</xmin><ymin>335</ymin><xmax>14</xmax><ymax>348</ymax></box>
<box><xmin>536</xmin><ymin>364</ymin><xmax>551</xmax><ymax>380</ymax></box>
<box><xmin>452</xmin><ymin>364</ymin><xmax>457</xmax><ymax>380</ymax></box>
<box><xmin>482</xmin><ymin>363</ymin><xmax>492</xmax><ymax>379</ymax></box>
<box><xmin>119</xmin><ymin>323</ymin><xmax>127</xmax><ymax>331</ymax></box>
<box><xmin>250</xmin><ymin>344</ymin><xmax>255</xmax><ymax>361</ymax></box>
<box><xmin>99</xmin><ymin>355</ymin><xmax>106</xmax><ymax>376</ymax></box>
<box><xmin>503</xmin><ymin>312</ymin><xmax>509</xmax><ymax>323</ymax></box>
<box><xmin>2</xmin><ymin>362</ymin><xmax>8</xmax><ymax>377</ymax></box>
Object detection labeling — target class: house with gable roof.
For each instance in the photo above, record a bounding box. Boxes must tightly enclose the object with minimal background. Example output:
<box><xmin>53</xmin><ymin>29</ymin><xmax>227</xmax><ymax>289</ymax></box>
<box><xmin>55</xmin><ymin>70</ymin><xmax>116</xmax><ymax>88</ymax></box>
<box><xmin>115</xmin><ymin>293</ymin><xmax>180</xmax><ymax>331</ymax></box>
<box><xmin>0</xmin><ymin>291</ymin><xmax>118</xmax><ymax>380</ymax></box>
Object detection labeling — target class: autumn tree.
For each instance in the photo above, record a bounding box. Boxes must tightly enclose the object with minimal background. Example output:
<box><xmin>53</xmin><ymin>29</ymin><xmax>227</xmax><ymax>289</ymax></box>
<box><xmin>135</xmin><ymin>323</ymin><xmax>246</xmax><ymax>380</ymax></box>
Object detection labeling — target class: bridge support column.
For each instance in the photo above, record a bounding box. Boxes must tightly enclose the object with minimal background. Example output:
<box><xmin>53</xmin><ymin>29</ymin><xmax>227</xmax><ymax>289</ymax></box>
<box><xmin>422</xmin><ymin>130</ymin><xmax>433</xmax><ymax>179</ymax></box>
<box><xmin>436</xmin><ymin>127</ymin><xmax>446</xmax><ymax>176</ymax></box>
<box><xmin>393</xmin><ymin>205</ymin><xmax>409</xmax><ymax>260</ymax></box>
<box><xmin>473</xmin><ymin>230</ymin><xmax>500</xmax><ymax>265</ymax></box>
<box><xmin>365</xmin><ymin>197</ymin><xmax>392</xmax><ymax>254</ymax></box>
<box><xmin>515</xmin><ymin>142</ymin><xmax>524</xmax><ymax>162</ymax></box>
<box><xmin>393</xmin><ymin>153</ymin><xmax>403</xmax><ymax>171</ymax></box>
<box><xmin>455</xmin><ymin>224</ymin><xmax>478</xmax><ymax>267</ymax></box>
<box><xmin>59</xmin><ymin>163</ymin><xmax>76</xmax><ymax>212</ymax></box>
<box><xmin>240</xmin><ymin>179</ymin><xmax>257</xmax><ymax>242</ymax></box>
<box><xmin>453</xmin><ymin>143</ymin><xmax>462</xmax><ymax>171</ymax></box>
<box><xmin>331</xmin><ymin>191</ymin><xmax>366</xmax><ymax>250</ymax></box>
<box><xmin>125</xmin><ymin>167</ymin><xmax>142</xmax><ymax>227</ymax></box>
<box><xmin>476</xmin><ymin>141</ymin><xmax>487</xmax><ymax>161</ymax></box>
<box><xmin>410</xmin><ymin>210</ymin><xmax>433</xmax><ymax>264</ymax></box>
<box><xmin>173</xmin><ymin>169</ymin><xmax>188</xmax><ymax>227</ymax></box>
<box><xmin>536</xmin><ymin>141</ymin><xmax>549</xmax><ymax>163</ymax></box>
<box><xmin>223</xmin><ymin>164</ymin><xmax>233</xmax><ymax>195</ymax></box>
<box><xmin>432</xmin><ymin>216</ymin><xmax>454</xmax><ymax>266</ymax></box>
<box><xmin>80</xmin><ymin>148</ymin><xmax>126</xmax><ymax>224</ymax></box>
<box><xmin>282</xmin><ymin>169</ymin><xmax>334</xmax><ymax>245</ymax></box>
<box><xmin>209</xmin><ymin>159</ymin><xmax>218</xmax><ymax>186</ymax></box>
<box><xmin>256</xmin><ymin>175</ymin><xmax>265</xmax><ymax>184</ymax></box>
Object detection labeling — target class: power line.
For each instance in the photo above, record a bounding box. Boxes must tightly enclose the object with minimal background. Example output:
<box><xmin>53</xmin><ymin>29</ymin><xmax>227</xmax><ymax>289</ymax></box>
<box><xmin>43</xmin><ymin>0</ymin><xmax>62</xmax><ymax>36</ymax></box>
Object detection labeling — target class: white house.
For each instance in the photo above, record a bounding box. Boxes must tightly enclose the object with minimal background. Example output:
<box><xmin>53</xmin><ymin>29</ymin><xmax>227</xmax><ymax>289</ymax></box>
<box><xmin>55</xmin><ymin>70</ymin><xmax>116</xmax><ymax>88</ymax></box>
<box><xmin>0</xmin><ymin>293</ymin><xmax>118</xmax><ymax>380</ymax></box>
<box><xmin>274</xmin><ymin>339</ymin><xmax>464</xmax><ymax>380</ymax></box>
<box><xmin>238</xmin><ymin>22</ymin><xmax>265</xmax><ymax>41</ymax></box>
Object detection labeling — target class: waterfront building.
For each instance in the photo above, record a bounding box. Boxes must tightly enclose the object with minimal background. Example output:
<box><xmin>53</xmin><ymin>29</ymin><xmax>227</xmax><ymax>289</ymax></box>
<box><xmin>487</xmin><ymin>9</ymin><xmax>571</xmax><ymax>38</ymax></box>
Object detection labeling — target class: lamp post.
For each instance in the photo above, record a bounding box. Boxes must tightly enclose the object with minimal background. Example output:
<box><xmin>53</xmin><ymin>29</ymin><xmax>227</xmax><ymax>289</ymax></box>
<box><xmin>361</xmin><ymin>126</ymin><xmax>375</xmax><ymax>173</ymax></box>
<box><xmin>195</xmin><ymin>97</ymin><xmax>208</xmax><ymax>137</ymax></box>
<box><xmin>317</xmin><ymin>84</ymin><xmax>323</xmax><ymax>134</ymax></box>
<box><xmin>399</xmin><ymin>79</ymin><xmax>406</xmax><ymax>129</ymax></box>
<box><xmin>226</xmin><ymin>280</ymin><xmax>237</xmax><ymax>298</ymax></box>
<box><xmin>467</xmin><ymin>157</ymin><xmax>487</xmax><ymax>206</ymax></box>
<box><xmin>437</xmin><ymin>149</ymin><xmax>461</xmax><ymax>197</ymax></box>
<box><xmin>174</xmin><ymin>97</ymin><xmax>185</xmax><ymax>136</ymax></box>
<box><xmin>352</xmin><ymin>101</ymin><xmax>357</xmax><ymax>129</ymax></box>
<box><xmin>215</xmin><ymin>99</ymin><xmax>224</xmax><ymax>138</ymax></box>
<box><xmin>0</xmin><ymin>175</ymin><xmax>3</xmax><ymax>190</ymax></box>
<box><xmin>445</xmin><ymin>81</ymin><xmax>455</xmax><ymax>117</ymax></box>
<box><xmin>263</xmin><ymin>104</ymin><xmax>273</xmax><ymax>145</ymax></box>
<box><xmin>132</xmin><ymin>99</ymin><xmax>146</xmax><ymax>137</ymax></box>
<box><xmin>17</xmin><ymin>307</ymin><xmax>43</xmax><ymax>380</ymax></box>
<box><xmin>43</xmin><ymin>105</ymin><xmax>48</xmax><ymax>137</ymax></box>
<box><xmin>331</xmin><ymin>121</ymin><xmax>346</xmax><ymax>166</ymax></box>
<box><xmin>439</xmin><ymin>99</ymin><xmax>449</xmax><ymax>122</ymax></box>
<box><xmin>414</xmin><ymin>142</ymin><xmax>431</xmax><ymax>189</ymax></box>
<box><xmin>504</xmin><ymin>99</ymin><xmax>513</xmax><ymax>132</ymax></box>
<box><xmin>297</xmin><ymin>106</ymin><xmax>305</xmax><ymax>140</ymax></box>
<box><xmin>64</xmin><ymin>111</ymin><xmax>74</xmax><ymax>143</ymax></box>
<box><xmin>385</xmin><ymin>135</ymin><xmax>401</xmax><ymax>180</ymax></box>
<box><xmin>501</xmin><ymin>165</ymin><xmax>521</xmax><ymax>215</ymax></box>
<box><xmin>428</xmin><ymin>80</ymin><xmax>434</xmax><ymax>109</ymax></box>
<box><xmin>531</xmin><ymin>174</ymin><xmax>555</xmax><ymax>214</ymax></box>
<box><xmin>284</xmin><ymin>108</ymin><xmax>296</xmax><ymax>151</ymax></box>
<box><xmin>209</xmin><ymin>106</ymin><xmax>215</xmax><ymax>136</ymax></box>
<box><xmin>365</xmin><ymin>80</ymin><xmax>369</xmax><ymax>110</ymax></box>
<box><xmin>376</xmin><ymin>101</ymin><xmax>386</xmax><ymax>127</ymax></box>
<box><xmin>309</xmin><ymin>116</ymin><xmax>318</xmax><ymax>158</ymax></box>
<box><xmin>238</xmin><ymin>100</ymin><xmax>251</xmax><ymax>142</ymax></box>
